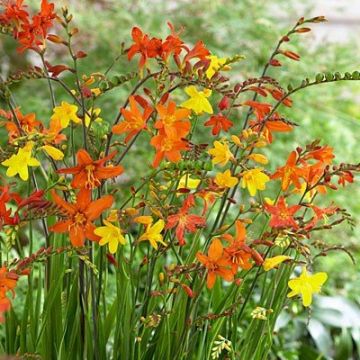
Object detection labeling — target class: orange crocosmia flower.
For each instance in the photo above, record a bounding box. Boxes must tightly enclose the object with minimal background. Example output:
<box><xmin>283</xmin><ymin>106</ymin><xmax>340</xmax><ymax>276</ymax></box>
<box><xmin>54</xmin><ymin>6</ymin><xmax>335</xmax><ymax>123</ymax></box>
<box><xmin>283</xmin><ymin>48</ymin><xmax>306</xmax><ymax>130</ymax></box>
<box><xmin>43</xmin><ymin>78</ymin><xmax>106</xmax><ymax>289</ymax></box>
<box><xmin>112</xmin><ymin>96</ymin><xmax>153</xmax><ymax>142</ymax></box>
<box><xmin>265</xmin><ymin>196</ymin><xmax>301</xmax><ymax>229</ymax></box>
<box><xmin>196</xmin><ymin>238</ymin><xmax>233</xmax><ymax>289</ymax></box>
<box><xmin>244</xmin><ymin>100</ymin><xmax>272</xmax><ymax>121</ymax></box>
<box><xmin>127</xmin><ymin>27</ymin><xmax>162</xmax><ymax>69</ymax></box>
<box><xmin>338</xmin><ymin>170</ymin><xmax>354</xmax><ymax>187</ymax></box>
<box><xmin>305</xmin><ymin>204</ymin><xmax>338</xmax><ymax>230</ymax></box>
<box><xmin>166</xmin><ymin>194</ymin><xmax>206</xmax><ymax>246</ymax></box>
<box><xmin>272</xmin><ymin>151</ymin><xmax>305</xmax><ymax>191</ymax></box>
<box><xmin>184</xmin><ymin>40</ymin><xmax>210</xmax><ymax>63</ymax></box>
<box><xmin>57</xmin><ymin>149</ymin><xmax>123</xmax><ymax>189</ymax></box>
<box><xmin>304</xmin><ymin>163</ymin><xmax>327</xmax><ymax>194</ymax></box>
<box><xmin>50</xmin><ymin>189</ymin><xmax>113</xmax><ymax>247</ymax></box>
<box><xmin>0</xmin><ymin>266</ymin><xmax>19</xmax><ymax>322</ymax></box>
<box><xmin>161</xmin><ymin>22</ymin><xmax>186</xmax><ymax>61</ymax></box>
<box><xmin>150</xmin><ymin>128</ymin><xmax>189</xmax><ymax>168</ymax></box>
<box><xmin>304</xmin><ymin>145</ymin><xmax>335</xmax><ymax>165</ymax></box>
<box><xmin>222</xmin><ymin>220</ymin><xmax>259</xmax><ymax>272</ymax></box>
<box><xmin>155</xmin><ymin>100</ymin><xmax>191</xmax><ymax>134</ymax></box>
<box><xmin>42</xmin><ymin>117</ymin><xmax>66</xmax><ymax>145</ymax></box>
<box><xmin>204</xmin><ymin>114</ymin><xmax>233</xmax><ymax>136</ymax></box>
<box><xmin>5</xmin><ymin>108</ymin><xmax>42</xmax><ymax>142</ymax></box>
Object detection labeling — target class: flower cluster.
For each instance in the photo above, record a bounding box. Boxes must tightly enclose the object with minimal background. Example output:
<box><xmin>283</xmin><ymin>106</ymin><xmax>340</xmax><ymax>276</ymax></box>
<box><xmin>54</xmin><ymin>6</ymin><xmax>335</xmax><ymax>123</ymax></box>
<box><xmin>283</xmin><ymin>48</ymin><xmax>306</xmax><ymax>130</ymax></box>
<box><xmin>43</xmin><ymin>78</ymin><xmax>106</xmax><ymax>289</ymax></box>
<box><xmin>0</xmin><ymin>2</ymin><xmax>358</xmax><ymax>358</ymax></box>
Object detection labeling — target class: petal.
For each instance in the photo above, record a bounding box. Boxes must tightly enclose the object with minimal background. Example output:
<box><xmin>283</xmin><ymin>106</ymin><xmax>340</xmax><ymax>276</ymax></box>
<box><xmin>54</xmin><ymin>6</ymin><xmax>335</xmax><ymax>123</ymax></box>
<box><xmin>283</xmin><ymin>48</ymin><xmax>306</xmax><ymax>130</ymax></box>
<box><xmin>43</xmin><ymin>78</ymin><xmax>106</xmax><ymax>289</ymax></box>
<box><xmin>50</xmin><ymin>220</ymin><xmax>71</xmax><ymax>233</ymax></box>
<box><xmin>77</xmin><ymin>149</ymin><xmax>93</xmax><ymax>165</ymax></box>
<box><xmin>94</xmin><ymin>166</ymin><xmax>124</xmax><ymax>180</ymax></box>
<box><xmin>108</xmin><ymin>240</ymin><xmax>118</xmax><ymax>254</ymax></box>
<box><xmin>208</xmin><ymin>238</ymin><xmax>223</xmax><ymax>261</ymax></box>
<box><xmin>69</xmin><ymin>225</ymin><xmax>85</xmax><ymax>247</ymax></box>
<box><xmin>51</xmin><ymin>190</ymin><xmax>75</xmax><ymax>215</ymax></box>
<box><xmin>207</xmin><ymin>272</ymin><xmax>216</xmax><ymax>289</ymax></box>
<box><xmin>76</xmin><ymin>189</ymin><xmax>92</xmax><ymax>212</ymax></box>
<box><xmin>85</xmin><ymin>195</ymin><xmax>113</xmax><ymax>221</ymax></box>
<box><xmin>85</xmin><ymin>222</ymin><xmax>100</xmax><ymax>242</ymax></box>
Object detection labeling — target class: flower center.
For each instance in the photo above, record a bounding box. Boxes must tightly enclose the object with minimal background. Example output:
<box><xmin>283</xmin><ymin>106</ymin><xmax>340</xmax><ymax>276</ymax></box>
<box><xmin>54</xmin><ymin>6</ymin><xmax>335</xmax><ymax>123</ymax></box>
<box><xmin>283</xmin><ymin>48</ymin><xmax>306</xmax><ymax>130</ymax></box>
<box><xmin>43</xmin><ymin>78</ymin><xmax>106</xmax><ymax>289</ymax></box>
<box><xmin>85</xmin><ymin>164</ymin><xmax>100</xmax><ymax>189</ymax></box>
<box><xmin>73</xmin><ymin>212</ymin><xmax>87</xmax><ymax>226</ymax></box>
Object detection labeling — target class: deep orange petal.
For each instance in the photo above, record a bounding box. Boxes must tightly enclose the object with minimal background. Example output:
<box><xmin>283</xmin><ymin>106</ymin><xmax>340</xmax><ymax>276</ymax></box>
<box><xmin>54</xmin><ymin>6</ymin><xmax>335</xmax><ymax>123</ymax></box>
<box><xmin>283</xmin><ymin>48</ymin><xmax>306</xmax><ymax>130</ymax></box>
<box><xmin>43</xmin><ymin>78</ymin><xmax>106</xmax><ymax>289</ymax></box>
<box><xmin>85</xmin><ymin>195</ymin><xmax>113</xmax><ymax>221</ymax></box>
<box><xmin>51</xmin><ymin>190</ymin><xmax>75</xmax><ymax>215</ymax></box>
<box><xmin>77</xmin><ymin>149</ymin><xmax>93</xmax><ymax>165</ymax></box>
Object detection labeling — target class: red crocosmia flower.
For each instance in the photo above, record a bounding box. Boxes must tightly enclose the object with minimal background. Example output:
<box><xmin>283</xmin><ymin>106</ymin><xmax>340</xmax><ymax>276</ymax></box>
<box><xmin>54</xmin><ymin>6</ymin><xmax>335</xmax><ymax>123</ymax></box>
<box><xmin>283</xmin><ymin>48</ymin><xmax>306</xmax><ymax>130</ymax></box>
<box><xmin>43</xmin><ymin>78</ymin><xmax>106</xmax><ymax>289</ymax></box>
<box><xmin>304</xmin><ymin>145</ymin><xmax>335</xmax><ymax>165</ymax></box>
<box><xmin>0</xmin><ymin>186</ymin><xmax>20</xmax><ymax>229</ymax></box>
<box><xmin>16</xmin><ymin>0</ymin><xmax>56</xmax><ymax>53</ymax></box>
<box><xmin>155</xmin><ymin>100</ymin><xmax>191</xmax><ymax>134</ymax></box>
<box><xmin>222</xmin><ymin>220</ymin><xmax>256</xmax><ymax>272</ymax></box>
<box><xmin>265</xmin><ymin>197</ymin><xmax>301</xmax><ymax>229</ymax></box>
<box><xmin>0</xmin><ymin>0</ymin><xmax>29</xmax><ymax>36</ymax></box>
<box><xmin>184</xmin><ymin>40</ymin><xmax>210</xmax><ymax>63</ymax></box>
<box><xmin>57</xmin><ymin>149</ymin><xmax>123</xmax><ymax>189</ymax></box>
<box><xmin>338</xmin><ymin>170</ymin><xmax>354</xmax><ymax>187</ymax></box>
<box><xmin>204</xmin><ymin>114</ymin><xmax>233</xmax><ymax>136</ymax></box>
<box><xmin>269</xmin><ymin>89</ymin><xmax>293</xmax><ymax>107</ymax></box>
<box><xmin>146</xmin><ymin>37</ymin><xmax>162</xmax><ymax>58</ymax></box>
<box><xmin>16</xmin><ymin>189</ymin><xmax>44</xmax><ymax>210</ymax></box>
<box><xmin>127</xmin><ymin>27</ymin><xmax>162</xmax><ymax>69</ymax></box>
<box><xmin>33</xmin><ymin>0</ymin><xmax>56</xmax><ymax>36</ymax></box>
<box><xmin>218</xmin><ymin>96</ymin><xmax>230</xmax><ymax>111</ymax></box>
<box><xmin>50</xmin><ymin>189</ymin><xmax>113</xmax><ymax>247</ymax></box>
<box><xmin>161</xmin><ymin>22</ymin><xmax>186</xmax><ymax>61</ymax></box>
<box><xmin>112</xmin><ymin>95</ymin><xmax>153</xmax><ymax>142</ymax></box>
<box><xmin>166</xmin><ymin>194</ymin><xmax>206</xmax><ymax>246</ymax></box>
<box><xmin>272</xmin><ymin>151</ymin><xmax>305</xmax><ymax>191</ymax></box>
<box><xmin>244</xmin><ymin>100</ymin><xmax>272</xmax><ymax>121</ymax></box>
<box><xmin>196</xmin><ymin>238</ymin><xmax>234</xmax><ymax>289</ymax></box>
<box><xmin>127</xmin><ymin>27</ymin><xmax>149</xmax><ymax>67</ymax></box>
<box><xmin>150</xmin><ymin>128</ymin><xmax>189</xmax><ymax>168</ymax></box>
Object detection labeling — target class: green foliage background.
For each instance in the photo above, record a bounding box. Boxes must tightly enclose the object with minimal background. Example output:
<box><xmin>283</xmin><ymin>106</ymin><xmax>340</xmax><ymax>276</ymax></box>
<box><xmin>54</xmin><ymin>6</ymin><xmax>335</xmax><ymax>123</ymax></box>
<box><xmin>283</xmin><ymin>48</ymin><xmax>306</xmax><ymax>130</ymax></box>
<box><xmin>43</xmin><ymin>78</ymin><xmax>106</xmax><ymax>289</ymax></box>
<box><xmin>1</xmin><ymin>0</ymin><xmax>359</xmax><ymax>358</ymax></box>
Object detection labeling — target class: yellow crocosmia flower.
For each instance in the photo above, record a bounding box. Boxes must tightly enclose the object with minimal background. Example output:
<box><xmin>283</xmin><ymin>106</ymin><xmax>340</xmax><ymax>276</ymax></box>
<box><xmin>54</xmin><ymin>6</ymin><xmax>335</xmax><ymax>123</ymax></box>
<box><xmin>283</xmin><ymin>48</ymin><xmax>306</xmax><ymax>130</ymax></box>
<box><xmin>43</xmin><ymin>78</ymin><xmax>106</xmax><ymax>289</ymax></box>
<box><xmin>41</xmin><ymin>145</ymin><xmax>64</xmax><ymax>161</ymax></box>
<box><xmin>287</xmin><ymin>267</ymin><xmax>328</xmax><ymax>307</ymax></box>
<box><xmin>208</xmin><ymin>141</ymin><xmax>233</xmax><ymax>167</ymax></box>
<box><xmin>2</xmin><ymin>142</ymin><xmax>40</xmax><ymax>181</ymax></box>
<box><xmin>263</xmin><ymin>255</ymin><xmax>291</xmax><ymax>271</ymax></box>
<box><xmin>231</xmin><ymin>135</ymin><xmax>242</xmax><ymax>147</ymax></box>
<box><xmin>91</xmin><ymin>88</ymin><xmax>101</xmax><ymax>97</ymax></box>
<box><xmin>177</xmin><ymin>174</ymin><xmax>201</xmax><ymax>190</ymax></box>
<box><xmin>84</xmin><ymin>107</ymin><xmax>102</xmax><ymax>127</ymax></box>
<box><xmin>138</xmin><ymin>219</ymin><xmax>166</xmax><ymax>250</ymax></box>
<box><xmin>94</xmin><ymin>220</ymin><xmax>126</xmax><ymax>254</ymax></box>
<box><xmin>51</xmin><ymin>101</ymin><xmax>81</xmax><ymax>129</ymax></box>
<box><xmin>134</xmin><ymin>216</ymin><xmax>153</xmax><ymax>225</ymax></box>
<box><xmin>248</xmin><ymin>153</ymin><xmax>268</xmax><ymax>165</ymax></box>
<box><xmin>214</xmin><ymin>169</ymin><xmax>238</xmax><ymax>188</ymax></box>
<box><xmin>181</xmin><ymin>86</ymin><xmax>213</xmax><ymax>115</ymax></box>
<box><xmin>106</xmin><ymin>209</ymin><xmax>119</xmax><ymax>222</ymax></box>
<box><xmin>206</xmin><ymin>55</ymin><xmax>227</xmax><ymax>79</ymax></box>
<box><xmin>241</xmin><ymin>168</ymin><xmax>270</xmax><ymax>196</ymax></box>
<box><xmin>264</xmin><ymin>197</ymin><xmax>274</xmax><ymax>205</ymax></box>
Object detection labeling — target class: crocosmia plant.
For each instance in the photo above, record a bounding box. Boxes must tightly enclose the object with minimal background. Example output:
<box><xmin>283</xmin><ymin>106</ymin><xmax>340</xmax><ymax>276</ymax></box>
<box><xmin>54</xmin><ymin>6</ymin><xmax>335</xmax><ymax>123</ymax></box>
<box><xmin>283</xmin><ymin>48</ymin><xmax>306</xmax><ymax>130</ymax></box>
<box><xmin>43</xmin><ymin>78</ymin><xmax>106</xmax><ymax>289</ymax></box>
<box><xmin>0</xmin><ymin>1</ymin><xmax>359</xmax><ymax>359</ymax></box>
